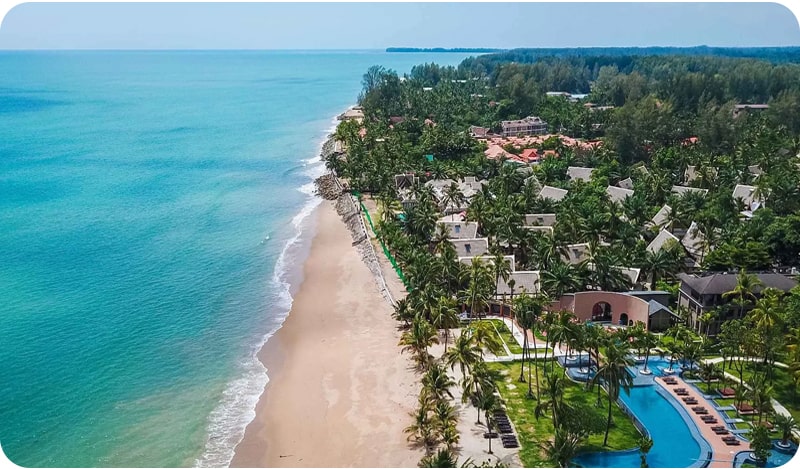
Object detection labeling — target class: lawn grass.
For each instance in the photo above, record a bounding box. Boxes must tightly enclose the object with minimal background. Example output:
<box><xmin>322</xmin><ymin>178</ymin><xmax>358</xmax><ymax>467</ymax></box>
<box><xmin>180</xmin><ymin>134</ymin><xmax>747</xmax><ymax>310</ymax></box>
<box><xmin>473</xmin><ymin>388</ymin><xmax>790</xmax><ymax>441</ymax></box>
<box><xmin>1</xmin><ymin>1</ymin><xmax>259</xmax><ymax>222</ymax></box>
<box><xmin>487</xmin><ymin>319</ymin><xmax>524</xmax><ymax>354</ymax></box>
<box><xmin>488</xmin><ymin>362</ymin><xmax>641</xmax><ymax>467</ymax></box>
<box><xmin>730</xmin><ymin>362</ymin><xmax>800</xmax><ymax>421</ymax></box>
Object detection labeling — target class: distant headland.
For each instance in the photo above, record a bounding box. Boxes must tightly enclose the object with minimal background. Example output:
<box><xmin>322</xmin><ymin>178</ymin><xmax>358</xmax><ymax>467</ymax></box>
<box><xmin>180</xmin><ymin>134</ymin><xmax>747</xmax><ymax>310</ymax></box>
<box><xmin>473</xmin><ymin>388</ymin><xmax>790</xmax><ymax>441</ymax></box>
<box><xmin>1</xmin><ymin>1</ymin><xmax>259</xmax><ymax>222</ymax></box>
<box><xmin>386</xmin><ymin>47</ymin><xmax>504</xmax><ymax>53</ymax></box>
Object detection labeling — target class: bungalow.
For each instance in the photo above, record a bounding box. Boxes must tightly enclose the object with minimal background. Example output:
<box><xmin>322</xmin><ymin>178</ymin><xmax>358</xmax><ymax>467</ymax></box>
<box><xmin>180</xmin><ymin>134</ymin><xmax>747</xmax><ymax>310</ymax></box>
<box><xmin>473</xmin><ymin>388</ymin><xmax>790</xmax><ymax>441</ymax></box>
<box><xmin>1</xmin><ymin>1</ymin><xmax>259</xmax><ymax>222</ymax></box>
<box><xmin>678</xmin><ymin>271</ymin><xmax>797</xmax><ymax>335</ymax></box>
<box><xmin>438</xmin><ymin>220</ymin><xmax>479</xmax><ymax>239</ymax></box>
<box><xmin>606</xmin><ymin>186</ymin><xmax>634</xmax><ymax>204</ymax></box>
<box><xmin>564</xmin><ymin>243</ymin><xmax>590</xmax><ymax>265</ymax></box>
<box><xmin>525</xmin><ymin>174</ymin><xmax>542</xmax><ymax>191</ymax></box>
<box><xmin>732</xmin><ymin>184</ymin><xmax>764</xmax><ymax>211</ymax></box>
<box><xmin>647</xmin><ymin>229</ymin><xmax>682</xmax><ymax>254</ymax></box>
<box><xmin>672</xmin><ymin>186</ymin><xmax>709</xmax><ymax>197</ymax></box>
<box><xmin>394</xmin><ymin>173</ymin><xmax>419</xmax><ymax>191</ymax></box>
<box><xmin>520</xmin><ymin>148</ymin><xmax>539</xmax><ymax>163</ymax></box>
<box><xmin>501</xmin><ymin>116</ymin><xmax>548</xmax><ymax>137</ymax></box>
<box><xmin>539</xmin><ymin>186</ymin><xmax>569</xmax><ymax>202</ymax></box>
<box><xmin>567</xmin><ymin>166</ymin><xmax>595</xmax><ymax>182</ymax></box>
<box><xmin>684</xmin><ymin>165</ymin><xmax>717</xmax><ymax>184</ymax></box>
<box><xmin>485</xmin><ymin>144</ymin><xmax>514</xmax><ymax>160</ymax></box>
<box><xmin>681</xmin><ymin>221</ymin><xmax>710</xmax><ymax>262</ymax></box>
<box><xmin>496</xmin><ymin>271</ymin><xmax>541</xmax><ymax>297</ymax></box>
<box><xmin>748</xmin><ymin>165</ymin><xmax>763</xmax><ymax>178</ymax></box>
<box><xmin>647</xmin><ymin>205</ymin><xmax>672</xmax><ymax>230</ymax></box>
<box><xmin>451</xmin><ymin>238</ymin><xmax>490</xmax><ymax>258</ymax></box>
<box><xmin>524</xmin><ymin>213</ymin><xmax>557</xmax><ymax>227</ymax></box>
<box><xmin>617</xmin><ymin>177</ymin><xmax>634</xmax><ymax>190</ymax></box>
<box><xmin>338</xmin><ymin>107</ymin><xmax>364</xmax><ymax>123</ymax></box>
<box><xmin>459</xmin><ymin>254</ymin><xmax>516</xmax><ymax>272</ymax></box>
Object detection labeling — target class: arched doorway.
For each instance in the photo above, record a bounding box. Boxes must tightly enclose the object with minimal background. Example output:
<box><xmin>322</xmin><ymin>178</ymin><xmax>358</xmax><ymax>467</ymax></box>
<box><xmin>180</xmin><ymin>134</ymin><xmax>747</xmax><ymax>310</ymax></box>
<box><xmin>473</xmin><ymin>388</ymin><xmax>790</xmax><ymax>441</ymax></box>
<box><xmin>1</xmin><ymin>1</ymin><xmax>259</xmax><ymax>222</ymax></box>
<box><xmin>619</xmin><ymin>313</ymin><xmax>629</xmax><ymax>326</ymax></box>
<box><xmin>591</xmin><ymin>302</ymin><xmax>612</xmax><ymax>322</ymax></box>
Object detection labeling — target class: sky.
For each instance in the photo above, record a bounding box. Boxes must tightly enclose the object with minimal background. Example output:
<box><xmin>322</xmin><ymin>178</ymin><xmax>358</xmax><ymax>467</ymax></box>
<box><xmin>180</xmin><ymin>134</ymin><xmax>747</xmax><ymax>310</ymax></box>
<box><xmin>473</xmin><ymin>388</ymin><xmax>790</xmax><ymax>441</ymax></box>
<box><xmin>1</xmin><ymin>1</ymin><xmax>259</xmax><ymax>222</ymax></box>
<box><xmin>0</xmin><ymin>2</ymin><xmax>798</xmax><ymax>50</ymax></box>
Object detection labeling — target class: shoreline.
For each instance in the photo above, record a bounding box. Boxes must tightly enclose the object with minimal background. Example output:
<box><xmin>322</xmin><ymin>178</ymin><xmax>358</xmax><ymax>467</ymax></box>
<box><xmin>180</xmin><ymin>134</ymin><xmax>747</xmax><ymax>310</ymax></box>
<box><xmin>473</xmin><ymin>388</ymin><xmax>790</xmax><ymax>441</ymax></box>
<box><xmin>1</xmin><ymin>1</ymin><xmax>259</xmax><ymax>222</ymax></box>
<box><xmin>230</xmin><ymin>200</ymin><xmax>422</xmax><ymax>467</ymax></box>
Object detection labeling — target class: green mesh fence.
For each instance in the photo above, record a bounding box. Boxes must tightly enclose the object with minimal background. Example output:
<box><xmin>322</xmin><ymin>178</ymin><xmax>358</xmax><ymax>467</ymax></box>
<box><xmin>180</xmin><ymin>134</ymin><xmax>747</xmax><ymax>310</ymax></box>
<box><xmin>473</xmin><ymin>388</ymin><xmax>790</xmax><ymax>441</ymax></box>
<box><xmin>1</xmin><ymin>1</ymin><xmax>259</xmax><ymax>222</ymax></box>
<box><xmin>352</xmin><ymin>191</ymin><xmax>409</xmax><ymax>288</ymax></box>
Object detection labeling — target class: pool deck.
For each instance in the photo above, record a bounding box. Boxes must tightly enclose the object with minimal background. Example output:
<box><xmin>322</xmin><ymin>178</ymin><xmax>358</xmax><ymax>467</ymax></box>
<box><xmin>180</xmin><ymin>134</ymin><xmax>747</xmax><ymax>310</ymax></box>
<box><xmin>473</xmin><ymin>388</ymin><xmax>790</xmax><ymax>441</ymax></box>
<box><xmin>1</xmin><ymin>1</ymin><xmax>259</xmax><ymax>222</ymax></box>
<box><xmin>655</xmin><ymin>375</ymin><xmax>751</xmax><ymax>468</ymax></box>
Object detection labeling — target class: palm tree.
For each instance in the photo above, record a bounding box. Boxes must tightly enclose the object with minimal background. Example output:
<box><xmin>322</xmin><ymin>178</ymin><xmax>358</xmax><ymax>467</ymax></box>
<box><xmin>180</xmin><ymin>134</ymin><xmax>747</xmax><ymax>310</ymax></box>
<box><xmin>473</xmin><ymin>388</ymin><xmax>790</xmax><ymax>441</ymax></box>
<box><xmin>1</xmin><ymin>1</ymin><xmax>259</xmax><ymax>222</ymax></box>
<box><xmin>404</xmin><ymin>397</ymin><xmax>436</xmax><ymax>449</ymax></box>
<box><xmin>541</xmin><ymin>261</ymin><xmax>583</xmax><ymax>298</ymax></box>
<box><xmin>400</xmin><ymin>316</ymin><xmax>440</xmax><ymax>370</ymax></box>
<box><xmin>490</xmin><ymin>249</ymin><xmax>512</xmax><ymax>299</ymax></box>
<box><xmin>422</xmin><ymin>363</ymin><xmax>456</xmax><ymax>403</ymax></box>
<box><xmin>417</xmin><ymin>448</ymin><xmax>457</xmax><ymax>468</ymax></box>
<box><xmin>722</xmin><ymin>268</ymin><xmax>762</xmax><ymax>320</ymax></box>
<box><xmin>476</xmin><ymin>390</ymin><xmax>501</xmax><ymax>453</ymax></box>
<box><xmin>469</xmin><ymin>321</ymin><xmax>505</xmax><ymax>359</ymax></box>
<box><xmin>750</xmin><ymin>288</ymin><xmax>785</xmax><ymax>368</ymax></box>
<box><xmin>430</xmin><ymin>297</ymin><xmax>459</xmax><ymax>354</ymax></box>
<box><xmin>773</xmin><ymin>413</ymin><xmax>798</xmax><ymax>446</ymax></box>
<box><xmin>638</xmin><ymin>331</ymin><xmax>660</xmax><ymax>374</ymax></box>
<box><xmin>441</xmin><ymin>182</ymin><xmax>466</xmax><ymax>220</ymax></box>
<box><xmin>698</xmin><ymin>361</ymin><xmax>721</xmax><ymax>393</ymax></box>
<box><xmin>392</xmin><ymin>298</ymin><xmax>415</xmax><ymax>327</ymax></box>
<box><xmin>444</xmin><ymin>330</ymin><xmax>481</xmax><ymax>378</ymax></box>
<box><xmin>638</xmin><ymin>437</ymin><xmax>654</xmax><ymax>468</ymax></box>
<box><xmin>535</xmin><ymin>372</ymin><xmax>567</xmax><ymax>431</ymax></box>
<box><xmin>541</xmin><ymin>431</ymin><xmax>582</xmax><ymax>468</ymax></box>
<box><xmin>462</xmin><ymin>258</ymin><xmax>493</xmax><ymax>319</ymax></box>
<box><xmin>591</xmin><ymin>341</ymin><xmax>634</xmax><ymax>446</ymax></box>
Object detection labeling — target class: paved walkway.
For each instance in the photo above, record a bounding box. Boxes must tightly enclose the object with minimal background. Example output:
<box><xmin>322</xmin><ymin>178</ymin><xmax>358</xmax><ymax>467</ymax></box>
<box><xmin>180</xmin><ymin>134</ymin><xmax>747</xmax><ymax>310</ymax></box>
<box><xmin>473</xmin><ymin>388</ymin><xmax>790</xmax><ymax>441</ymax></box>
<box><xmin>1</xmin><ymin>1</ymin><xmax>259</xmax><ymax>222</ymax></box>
<box><xmin>655</xmin><ymin>376</ymin><xmax>750</xmax><ymax>468</ymax></box>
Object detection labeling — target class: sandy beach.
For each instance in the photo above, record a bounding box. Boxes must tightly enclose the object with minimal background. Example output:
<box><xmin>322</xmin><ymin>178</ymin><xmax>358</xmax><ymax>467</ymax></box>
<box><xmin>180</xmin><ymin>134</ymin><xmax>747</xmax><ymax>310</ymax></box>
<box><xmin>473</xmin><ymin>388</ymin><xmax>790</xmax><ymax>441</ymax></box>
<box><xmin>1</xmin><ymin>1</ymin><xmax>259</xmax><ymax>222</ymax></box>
<box><xmin>231</xmin><ymin>200</ymin><xmax>422</xmax><ymax>467</ymax></box>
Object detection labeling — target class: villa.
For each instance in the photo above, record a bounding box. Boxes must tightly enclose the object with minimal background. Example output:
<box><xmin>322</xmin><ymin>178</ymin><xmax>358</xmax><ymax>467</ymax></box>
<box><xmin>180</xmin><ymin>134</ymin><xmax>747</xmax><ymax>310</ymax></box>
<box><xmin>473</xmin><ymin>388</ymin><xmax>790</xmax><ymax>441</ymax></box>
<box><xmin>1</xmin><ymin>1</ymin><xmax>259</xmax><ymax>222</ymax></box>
<box><xmin>618</xmin><ymin>177</ymin><xmax>634</xmax><ymax>190</ymax></box>
<box><xmin>732</xmin><ymin>184</ymin><xmax>764</xmax><ymax>211</ymax></box>
<box><xmin>451</xmin><ymin>238</ymin><xmax>489</xmax><ymax>257</ymax></box>
<box><xmin>437</xmin><ymin>219</ymin><xmax>479</xmax><ymax>239</ymax></box>
<box><xmin>647</xmin><ymin>204</ymin><xmax>672</xmax><ymax>230</ymax></box>
<box><xmin>672</xmin><ymin>185</ymin><xmax>709</xmax><ymax>197</ymax></box>
<box><xmin>564</xmin><ymin>243</ymin><xmax>590</xmax><ymax>265</ymax></box>
<box><xmin>469</xmin><ymin>125</ymin><xmax>491</xmax><ymax>138</ymax></box>
<box><xmin>523</xmin><ymin>213</ymin><xmax>557</xmax><ymax>227</ymax></box>
<box><xmin>606</xmin><ymin>185</ymin><xmax>634</xmax><ymax>204</ymax></box>
<box><xmin>567</xmin><ymin>166</ymin><xmax>595</xmax><ymax>182</ymax></box>
<box><xmin>681</xmin><ymin>221</ymin><xmax>710</xmax><ymax>263</ymax></box>
<box><xmin>733</xmin><ymin>103</ymin><xmax>769</xmax><ymax>118</ymax></box>
<box><xmin>677</xmin><ymin>271</ymin><xmax>798</xmax><ymax>335</ymax></box>
<box><xmin>538</xmin><ymin>185</ymin><xmax>569</xmax><ymax>202</ymax></box>
<box><xmin>647</xmin><ymin>229</ymin><xmax>682</xmax><ymax>254</ymax></box>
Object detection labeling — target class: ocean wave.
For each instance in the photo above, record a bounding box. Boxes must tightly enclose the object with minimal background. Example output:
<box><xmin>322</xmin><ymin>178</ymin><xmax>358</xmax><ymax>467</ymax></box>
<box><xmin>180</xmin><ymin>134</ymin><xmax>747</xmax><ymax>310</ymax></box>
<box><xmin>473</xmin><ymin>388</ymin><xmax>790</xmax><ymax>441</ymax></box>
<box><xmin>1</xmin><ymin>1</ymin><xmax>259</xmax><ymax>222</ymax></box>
<box><xmin>194</xmin><ymin>116</ymin><xmax>336</xmax><ymax>468</ymax></box>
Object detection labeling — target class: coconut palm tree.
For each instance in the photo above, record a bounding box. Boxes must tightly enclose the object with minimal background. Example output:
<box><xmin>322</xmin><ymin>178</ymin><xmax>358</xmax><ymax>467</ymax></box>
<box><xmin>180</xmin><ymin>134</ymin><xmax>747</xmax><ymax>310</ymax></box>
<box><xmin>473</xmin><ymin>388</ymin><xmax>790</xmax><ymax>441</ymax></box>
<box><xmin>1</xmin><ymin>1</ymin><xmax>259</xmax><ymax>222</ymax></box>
<box><xmin>534</xmin><ymin>372</ymin><xmax>567</xmax><ymax>430</ymax></box>
<box><xmin>400</xmin><ymin>316</ymin><xmax>440</xmax><ymax>370</ymax></box>
<box><xmin>392</xmin><ymin>298</ymin><xmax>415</xmax><ymax>327</ymax></box>
<box><xmin>698</xmin><ymin>361</ymin><xmax>721</xmax><ymax>393</ymax></box>
<box><xmin>541</xmin><ymin>261</ymin><xmax>583</xmax><ymax>298</ymax></box>
<box><xmin>591</xmin><ymin>341</ymin><xmax>634</xmax><ymax>446</ymax></box>
<box><xmin>476</xmin><ymin>390</ymin><xmax>501</xmax><ymax>454</ymax></box>
<box><xmin>468</xmin><ymin>321</ymin><xmax>505</xmax><ymax>359</ymax></box>
<box><xmin>722</xmin><ymin>268</ymin><xmax>762</xmax><ymax>320</ymax></box>
<box><xmin>417</xmin><ymin>448</ymin><xmax>457</xmax><ymax>468</ymax></box>
<box><xmin>541</xmin><ymin>431</ymin><xmax>582</xmax><ymax>468</ymax></box>
<box><xmin>638</xmin><ymin>436</ymin><xmax>654</xmax><ymax>468</ymax></box>
<box><xmin>405</xmin><ymin>397</ymin><xmax>436</xmax><ymax>449</ymax></box>
<box><xmin>441</xmin><ymin>181</ymin><xmax>466</xmax><ymax>220</ymax></box>
<box><xmin>490</xmin><ymin>249</ymin><xmax>512</xmax><ymax>299</ymax></box>
<box><xmin>430</xmin><ymin>297</ymin><xmax>460</xmax><ymax>354</ymax></box>
<box><xmin>444</xmin><ymin>330</ymin><xmax>481</xmax><ymax>378</ymax></box>
<box><xmin>638</xmin><ymin>330</ymin><xmax>660</xmax><ymax>374</ymax></box>
<box><xmin>773</xmin><ymin>413</ymin><xmax>798</xmax><ymax>446</ymax></box>
<box><xmin>422</xmin><ymin>363</ymin><xmax>456</xmax><ymax>403</ymax></box>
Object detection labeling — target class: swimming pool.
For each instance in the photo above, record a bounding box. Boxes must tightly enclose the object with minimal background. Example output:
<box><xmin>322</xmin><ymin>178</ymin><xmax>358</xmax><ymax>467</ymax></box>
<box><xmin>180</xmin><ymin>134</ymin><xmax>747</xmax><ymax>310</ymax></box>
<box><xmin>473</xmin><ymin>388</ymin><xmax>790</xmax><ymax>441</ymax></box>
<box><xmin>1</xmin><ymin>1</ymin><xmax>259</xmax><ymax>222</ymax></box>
<box><xmin>574</xmin><ymin>360</ymin><xmax>711</xmax><ymax>468</ymax></box>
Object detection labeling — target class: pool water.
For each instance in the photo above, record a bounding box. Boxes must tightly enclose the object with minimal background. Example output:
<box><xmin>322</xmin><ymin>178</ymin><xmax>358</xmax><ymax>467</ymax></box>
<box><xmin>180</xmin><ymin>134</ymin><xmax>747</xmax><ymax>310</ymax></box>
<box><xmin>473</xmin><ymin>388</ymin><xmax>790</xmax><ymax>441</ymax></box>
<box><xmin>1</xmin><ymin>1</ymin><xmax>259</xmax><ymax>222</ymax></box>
<box><xmin>574</xmin><ymin>359</ymin><xmax>709</xmax><ymax>468</ymax></box>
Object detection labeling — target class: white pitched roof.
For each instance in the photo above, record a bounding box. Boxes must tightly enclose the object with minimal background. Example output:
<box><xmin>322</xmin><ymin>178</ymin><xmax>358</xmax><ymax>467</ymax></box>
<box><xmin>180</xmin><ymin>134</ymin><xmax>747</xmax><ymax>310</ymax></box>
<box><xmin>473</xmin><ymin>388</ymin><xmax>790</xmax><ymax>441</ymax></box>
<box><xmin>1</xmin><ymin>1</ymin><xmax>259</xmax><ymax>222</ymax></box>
<box><xmin>647</xmin><ymin>229</ymin><xmax>681</xmax><ymax>254</ymax></box>
<box><xmin>618</xmin><ymin>177</ymin><xmax>634</xmax><ymax>190</ymax></box>
<box><xmin>567</xmin><ymin>166</ymin><xmax>595</xmax><ymax>182</ymax></box>
<box><xmin>438</xmin><ymin>221</ymin><xmax>479</xmax><ymax>239</ymax></box>
<box><xmin>564</xmin><ymin>243</ymin><xmax>590</xmax><ymax>265</ymax></box>
<box><xmin>732</xmin><ymin>184</ymin><xmax>764</xmax><ymax>211</ymax></box>
<box><xmin>539</xmin><ymin>185</ymin><xmax>569</xmax><ymax>202</ymax></box>
<box><xmin>606</xmin><ymin>186</ymin><xmax>634</xmax><ymax>204</ymax></box>
<box><xmin>524</xmin><ymin>213</ymin><xmax>557</xmax><ymax>227</ymax></box>
<box><xmin>451</xmin><ymin>238</ymin><xmax>490</xmax><ymax>258</ymax></box>
<box><xmin>459</xmin><ymin>255</ymin><xmax>516</xmax><ymax>271</ymax></box>
<box><xmin>496</xmin><ymin>271</ymin><xmax>541</xmax><ymax>296</ymax></box>
<box><xmin>672</xmin><ymin>185</ymin><xmax>709</xmax><ymax>196</ymax></box>
<box><xmin>681</xmin><ymin>222</ymin><xmax>708</xmax><ymax>259</ymax></box>
<box><xmin>648</xmin><ymin>204</ymin><xmax>672</xmax><ymax>229</ymax></box>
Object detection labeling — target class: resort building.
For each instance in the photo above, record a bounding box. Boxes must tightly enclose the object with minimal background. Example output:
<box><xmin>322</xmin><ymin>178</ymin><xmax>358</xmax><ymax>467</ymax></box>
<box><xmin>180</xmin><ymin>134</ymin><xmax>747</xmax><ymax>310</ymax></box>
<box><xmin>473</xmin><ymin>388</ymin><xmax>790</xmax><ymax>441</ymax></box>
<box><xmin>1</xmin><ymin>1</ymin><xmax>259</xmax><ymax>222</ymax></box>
<box><xmin>469</xmin><ymin>125</ymin><xmax>491</xmax><ymax>138</ymax></box>
<box><xmin>538</xmin><ymin>185</ymin><xmax>569</xmax><ymax>202</ymax></box>
<box><xmin>672</xmin><ymin>185</ymin><xmax>709</xmax><ymax>197</ymax></box>
<box><xmin>677</xmin><ymin>271</ymin><xmax>798</xmax><ymax>335</ymax></box>
<box><xmin>732</xmin><ymin>184</ymin><xmax>764</xmax><ymax>211</ymax></box>
<box><xmin>552</xmin><ymin>291</ymin><xmax>678</xmax><ymax>331</ymax></box>
<box><xmin>732</xmin><ymin>103</ymin><xmax>769</xmax><ymax>118</ymax></box>
<box><xmin>564</xmin><ymin>243</ymin><xmax>590</xmax><ymax>265</ymax></box>
<box><xmin>617</xmin><ymin>177</ymin><xmax>634</xmax><ymax>190</ymax></box>
<box><xmin>606</xmin><ymin>186</ymin><xmax>634</xmax><ymax>204</ymax></box>
<box><xmin>438</xmin><ymin>220</ymin><xmax>479</xmax><ymax>239</ymax></box>
<box><xmin>394</xmin><ymin>173</ymin><xmax>419</xmax><ymax>191</ymax></box>
<box><xmin>646</xmin><ymin>204</ymin><xmax>672</xmax><ymax>230</ymax></box>
<box><xmin>748</xmin><ymin>165</ymin><xmax>763</xmax><ymax>178</ymax></box>
<box><xmin>484</xmin><ymin>144</ymin><xmax>514</xmax><ymax>160</ymax></box>
<box><xmin>500</xmin><ymin>116</ymin><xmax>548</xmax><ymax>137</ymax></box>
<box><xmin>337</xmin><ymin>107</ymin><xmax>364</xmax><ymax>123</ymax></box>
<box><xmin>496</xmin><ymin>271</ymin><xmax>541</xmax><ymax>298</ymax></box>
<box><xmin>567</xmin><ymin>166</ymin><xmax>595</xmax><ymax>182</ymax></box>
<box><xmin>451</xmin><ymin>238</ymin><xmax>489</xmax><ymax>257</ymax></box>
<box><xmin>684</xmin><ymin>165</ymin><xmax>717</xmax><ymax>184</ymax></box>
<box><xmin>647</xmin><ymin>229</ymin><xmax>681</xmax><ymax>254</ymax></box>
<box><xmin>681</xmin><ymin>221</ymin><xmax>710</xmax><ymax>263</ymax></box>
<box><xmin>523</xmin><ymin>213</ymin><xmax>557</xmax><ymax>227</ymax></box>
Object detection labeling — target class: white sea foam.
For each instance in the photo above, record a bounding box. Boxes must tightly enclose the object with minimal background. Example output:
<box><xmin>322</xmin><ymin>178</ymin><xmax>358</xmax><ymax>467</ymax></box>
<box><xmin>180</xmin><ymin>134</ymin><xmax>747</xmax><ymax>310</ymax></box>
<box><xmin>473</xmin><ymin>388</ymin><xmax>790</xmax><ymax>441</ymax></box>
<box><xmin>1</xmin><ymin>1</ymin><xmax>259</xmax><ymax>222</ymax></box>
<box><xmin>194</xmin><ymin>115</ymin><xmax>341</xmax><ymax>468</ymax></box>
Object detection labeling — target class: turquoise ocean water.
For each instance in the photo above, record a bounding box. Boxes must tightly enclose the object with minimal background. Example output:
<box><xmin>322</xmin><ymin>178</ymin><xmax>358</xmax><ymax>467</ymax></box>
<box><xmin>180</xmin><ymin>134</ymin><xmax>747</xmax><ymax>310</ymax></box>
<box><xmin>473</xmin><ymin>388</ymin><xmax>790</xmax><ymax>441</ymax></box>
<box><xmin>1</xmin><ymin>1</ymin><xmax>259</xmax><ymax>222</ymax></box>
<box><xmin>0</xmin><ymin>51</ymin><xmax>473</xmax><ymax>467</ymax></box>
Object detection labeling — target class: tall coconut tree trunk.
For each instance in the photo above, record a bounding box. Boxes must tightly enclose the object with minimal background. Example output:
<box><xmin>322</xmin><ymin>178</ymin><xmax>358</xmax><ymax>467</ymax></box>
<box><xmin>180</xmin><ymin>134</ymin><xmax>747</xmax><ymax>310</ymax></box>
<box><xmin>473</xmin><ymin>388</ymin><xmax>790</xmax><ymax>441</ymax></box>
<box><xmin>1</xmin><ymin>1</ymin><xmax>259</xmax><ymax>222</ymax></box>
<box><xmin>604</xmin><ymin>389</ymin><xmax>613</xmax><ymax>446</ymax></box>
